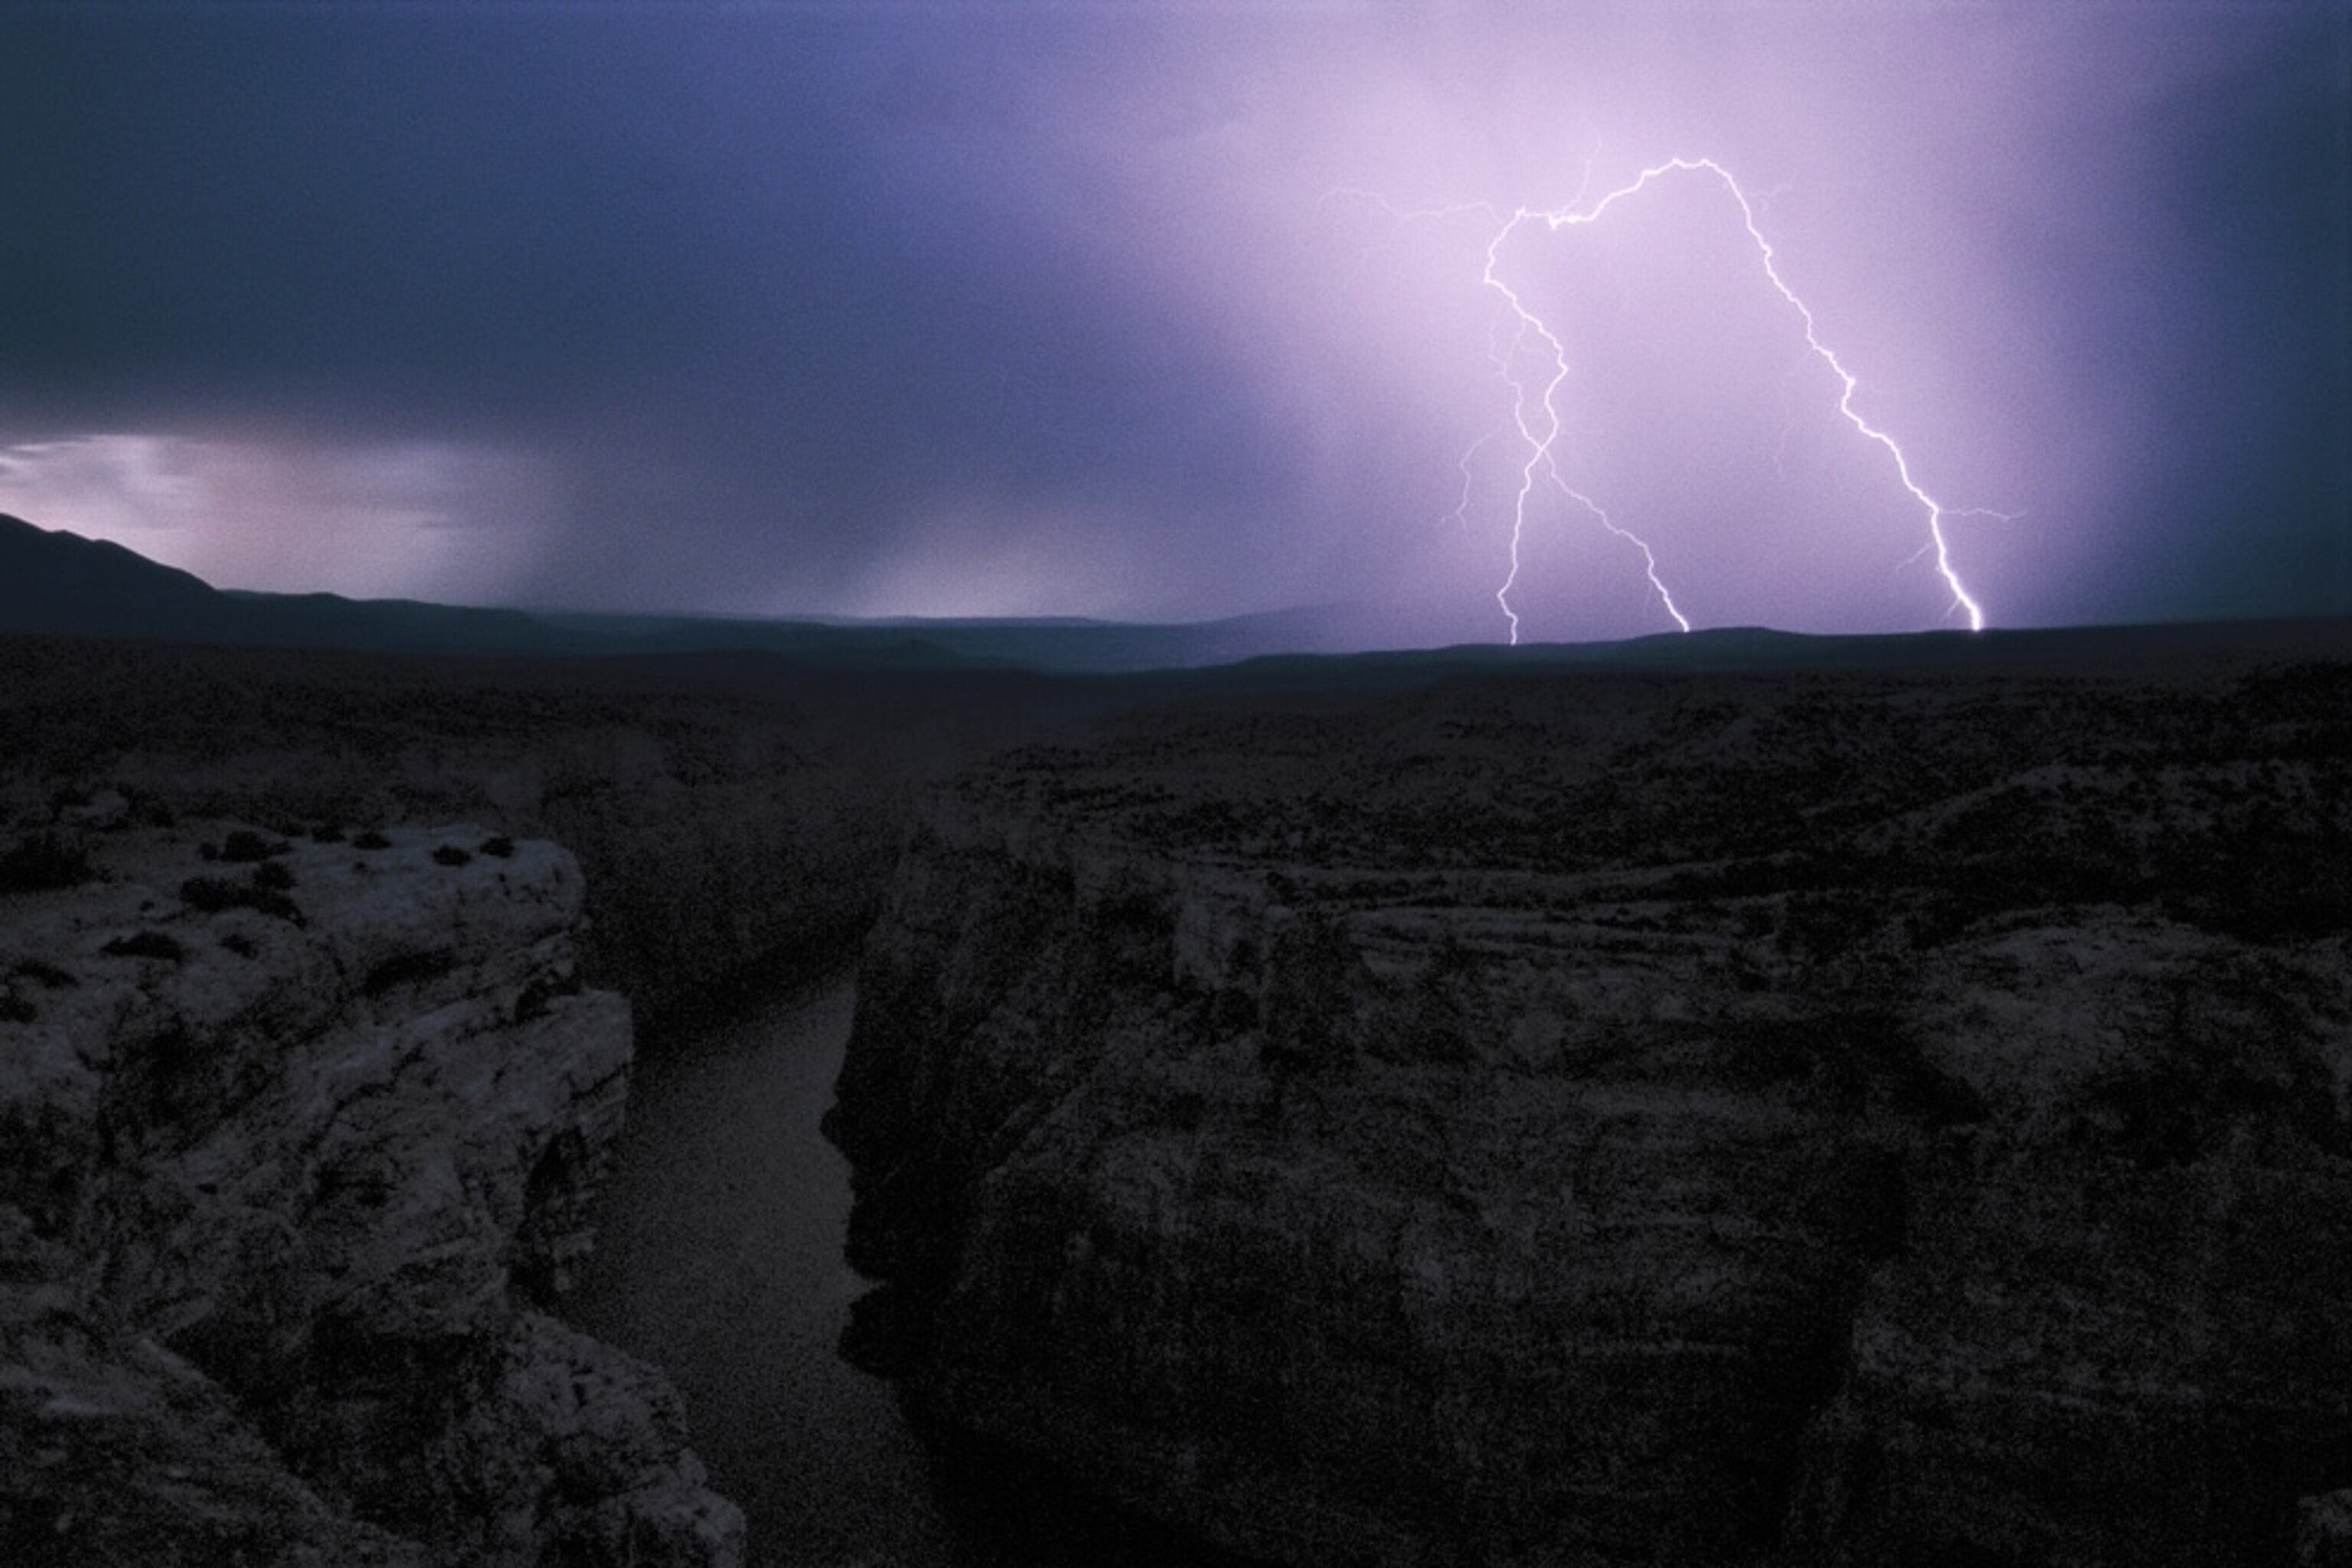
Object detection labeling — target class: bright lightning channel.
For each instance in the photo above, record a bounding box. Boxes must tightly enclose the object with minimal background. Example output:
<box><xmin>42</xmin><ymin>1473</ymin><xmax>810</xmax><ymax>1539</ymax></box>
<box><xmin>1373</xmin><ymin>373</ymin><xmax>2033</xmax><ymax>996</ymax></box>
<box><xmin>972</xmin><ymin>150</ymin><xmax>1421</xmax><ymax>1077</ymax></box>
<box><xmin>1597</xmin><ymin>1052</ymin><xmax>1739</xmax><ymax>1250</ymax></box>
<box><xmin>1407</xmin><ymin>156</ymin><xmax>1993</xmax><ymax>643</ymax></box>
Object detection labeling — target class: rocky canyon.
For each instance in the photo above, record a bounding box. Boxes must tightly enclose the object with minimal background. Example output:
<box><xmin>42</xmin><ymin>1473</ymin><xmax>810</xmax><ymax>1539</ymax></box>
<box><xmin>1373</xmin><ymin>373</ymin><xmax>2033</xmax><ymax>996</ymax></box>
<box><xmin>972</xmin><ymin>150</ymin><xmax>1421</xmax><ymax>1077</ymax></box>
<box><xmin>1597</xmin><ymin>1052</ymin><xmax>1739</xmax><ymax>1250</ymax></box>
<box><xmin>7</xmin><ymin>622</ymin><xmax>2351</xmax><ymax>1565</ymax></box>
<box><xmin>829</xmin><ymin>646</ymin><xmax>2352</xmax><ymax>1566</ymax></box>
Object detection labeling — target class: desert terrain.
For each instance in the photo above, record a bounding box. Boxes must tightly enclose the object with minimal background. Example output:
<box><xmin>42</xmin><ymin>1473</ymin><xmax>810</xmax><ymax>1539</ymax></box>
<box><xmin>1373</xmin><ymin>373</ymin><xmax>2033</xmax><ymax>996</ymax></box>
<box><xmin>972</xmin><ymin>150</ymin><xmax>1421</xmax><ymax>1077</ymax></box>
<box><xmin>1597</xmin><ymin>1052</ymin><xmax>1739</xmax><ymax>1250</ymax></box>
<box><xmin>3</xmin><ymin>609</ymin><xmax>2349</xmax><ymax>1565</ymax></box>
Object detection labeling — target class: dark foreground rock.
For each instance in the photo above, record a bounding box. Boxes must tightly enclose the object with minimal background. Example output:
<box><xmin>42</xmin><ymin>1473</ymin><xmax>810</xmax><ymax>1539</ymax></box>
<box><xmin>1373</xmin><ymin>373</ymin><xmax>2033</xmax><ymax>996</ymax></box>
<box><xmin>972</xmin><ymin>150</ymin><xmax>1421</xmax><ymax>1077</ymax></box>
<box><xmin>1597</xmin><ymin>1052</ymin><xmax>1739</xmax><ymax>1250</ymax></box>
<box><xmin>829</xmin><ymin>652</ymin><xmax>2352</xmax><ymax>1566</ymax></box>
<box><xmin>0</xmin><ymin>822</ymin><xmax>741</xmax><ymax>1566</ymax></box>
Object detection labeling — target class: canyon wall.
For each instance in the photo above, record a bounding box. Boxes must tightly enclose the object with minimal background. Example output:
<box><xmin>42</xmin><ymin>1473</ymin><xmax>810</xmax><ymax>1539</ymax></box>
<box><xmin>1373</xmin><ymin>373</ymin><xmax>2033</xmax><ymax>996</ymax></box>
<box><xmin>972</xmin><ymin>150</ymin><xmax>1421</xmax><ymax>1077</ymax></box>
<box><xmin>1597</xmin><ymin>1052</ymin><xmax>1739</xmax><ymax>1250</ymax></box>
<box><xmin>0</xmin><ymin>815</ymin><xmax>741</xmax><ymax>1566</ymax></box>
<box><xmin>830</xmin><ymin>657</ymin><xmax>2352</xmax><ymax>1566</ymax></box>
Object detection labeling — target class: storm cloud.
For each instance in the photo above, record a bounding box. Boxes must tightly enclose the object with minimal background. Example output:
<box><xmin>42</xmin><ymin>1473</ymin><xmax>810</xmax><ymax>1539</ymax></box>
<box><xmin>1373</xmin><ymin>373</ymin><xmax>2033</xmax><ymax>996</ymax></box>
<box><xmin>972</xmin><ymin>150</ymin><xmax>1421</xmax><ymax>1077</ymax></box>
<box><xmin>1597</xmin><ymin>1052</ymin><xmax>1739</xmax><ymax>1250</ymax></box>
<box><xmin>1</xmin><ymin>2</ymin><xmax>2343</xmax><ymax>642</ymax></box>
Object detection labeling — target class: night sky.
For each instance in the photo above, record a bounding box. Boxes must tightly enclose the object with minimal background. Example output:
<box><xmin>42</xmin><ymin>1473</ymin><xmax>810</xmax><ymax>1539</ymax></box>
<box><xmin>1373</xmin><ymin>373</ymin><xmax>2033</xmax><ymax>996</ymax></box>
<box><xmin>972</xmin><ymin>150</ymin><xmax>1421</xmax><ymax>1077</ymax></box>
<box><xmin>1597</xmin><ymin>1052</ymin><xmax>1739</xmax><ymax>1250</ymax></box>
<box><xmin>2</xmin><ymin>2</ymin><xmax>2345</xmax><ymax>645</ymax></box>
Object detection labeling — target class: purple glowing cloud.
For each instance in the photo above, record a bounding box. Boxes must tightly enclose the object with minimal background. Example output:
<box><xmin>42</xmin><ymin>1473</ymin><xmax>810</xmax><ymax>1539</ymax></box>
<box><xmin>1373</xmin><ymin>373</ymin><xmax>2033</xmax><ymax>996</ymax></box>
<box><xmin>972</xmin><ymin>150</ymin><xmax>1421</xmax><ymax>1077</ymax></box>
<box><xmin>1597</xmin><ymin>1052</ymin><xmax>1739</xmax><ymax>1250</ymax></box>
<box><xmin>880</xmin><ymin>5</ymin><xmax>2337</xmax><ymax>639</ymax></box>
<box><xmin>0</xmin><ymin>5</ymin><xmax>2340</xmax><ymax>637</ymax></box>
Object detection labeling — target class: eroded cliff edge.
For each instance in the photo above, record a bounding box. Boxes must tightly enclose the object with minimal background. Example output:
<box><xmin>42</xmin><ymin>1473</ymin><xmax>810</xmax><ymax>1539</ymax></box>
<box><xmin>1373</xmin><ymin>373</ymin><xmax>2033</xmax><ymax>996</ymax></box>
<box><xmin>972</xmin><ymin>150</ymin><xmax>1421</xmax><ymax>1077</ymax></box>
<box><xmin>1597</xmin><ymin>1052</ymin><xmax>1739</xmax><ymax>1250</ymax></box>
<box><xmin>0</xmin><ymin>819</ymin><xmax>742</xmax><ymax>1566</ymax></box>
<box><xmin>829</xmin><ymin>657</ymin><xmax>2352</xmax><ymax>1566</ymax></box>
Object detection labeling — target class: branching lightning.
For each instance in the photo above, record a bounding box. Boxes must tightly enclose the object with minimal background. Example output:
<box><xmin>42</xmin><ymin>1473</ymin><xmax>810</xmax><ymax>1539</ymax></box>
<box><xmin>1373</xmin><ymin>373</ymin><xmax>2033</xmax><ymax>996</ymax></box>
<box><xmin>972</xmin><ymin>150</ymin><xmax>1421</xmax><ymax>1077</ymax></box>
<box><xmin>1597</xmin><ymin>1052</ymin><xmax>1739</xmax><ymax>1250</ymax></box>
<box><xmin>1368</xmin><ymin>156</ymin><xmax>1994</xmax><ymax>642</ymax></box>
<box><xmin>1478</xmin><ymin>197</ymin><xmax>1692</xmax><ymax>641</ymax></box>
<box><xmin>1443</xmin><ymin>433</ymin><xmax>1492</xmax><ymax>535</ymax></box>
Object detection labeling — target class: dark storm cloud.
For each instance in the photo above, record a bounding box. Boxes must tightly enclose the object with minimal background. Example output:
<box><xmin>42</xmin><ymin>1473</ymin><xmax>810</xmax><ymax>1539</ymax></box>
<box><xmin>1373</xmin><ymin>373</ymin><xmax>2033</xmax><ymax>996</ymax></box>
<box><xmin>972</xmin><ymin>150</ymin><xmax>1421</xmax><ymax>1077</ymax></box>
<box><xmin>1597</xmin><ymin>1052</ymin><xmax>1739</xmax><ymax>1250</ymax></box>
<box><xmin>0</xmin><ymin>5</ymin><xmax>1291</xmax><ymax>608</ymax></box>
<box><xmin>0</xmin><ymin>12</ymin><xmax>1093</xmax><ymax>434</ymax></box>
<box><xmin>0</xmin><ymin>2</ymin><xmax>2344</xmax><ymax>635</ymax></box>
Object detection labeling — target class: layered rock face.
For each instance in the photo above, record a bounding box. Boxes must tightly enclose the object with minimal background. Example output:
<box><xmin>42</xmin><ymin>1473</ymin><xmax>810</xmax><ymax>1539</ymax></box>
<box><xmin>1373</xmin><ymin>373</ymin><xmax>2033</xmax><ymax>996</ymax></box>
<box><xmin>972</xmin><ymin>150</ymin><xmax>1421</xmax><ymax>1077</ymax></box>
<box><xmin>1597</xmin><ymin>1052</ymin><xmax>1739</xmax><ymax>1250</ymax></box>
<box><xmin>0</xmin><ymin>818</ymin><xmax>741</xmax><ymax>1566</ymax></box>
<box><xmin>830</xmin><ymin>657</ymin><xmax>2352</xmax><ymax>1566</ymax></box>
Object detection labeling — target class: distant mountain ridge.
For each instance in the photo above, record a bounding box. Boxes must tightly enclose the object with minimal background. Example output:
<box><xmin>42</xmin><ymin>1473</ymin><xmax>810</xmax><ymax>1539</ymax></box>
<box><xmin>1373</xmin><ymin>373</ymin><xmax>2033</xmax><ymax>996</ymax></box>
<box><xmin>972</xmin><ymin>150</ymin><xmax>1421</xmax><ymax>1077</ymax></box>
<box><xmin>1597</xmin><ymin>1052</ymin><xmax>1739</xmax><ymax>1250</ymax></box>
<box><xmin>0</xmin><ymin>512</ymin><xmax>1367</xmax><ymax>671</ymax></box>
<box><xmin>5</xmin><ymin>512</ymin><xmax>2347</xmax><ymax>678</ymax></box>
<box><xmin>0</xmin><ymin>513</ymin><xmax>591</xmax><ymax>657</ymax></box>
<box><xmin>0</xmin><ymin>512</ymin><xmax>1382</xmax><ymax>672</ymax></box>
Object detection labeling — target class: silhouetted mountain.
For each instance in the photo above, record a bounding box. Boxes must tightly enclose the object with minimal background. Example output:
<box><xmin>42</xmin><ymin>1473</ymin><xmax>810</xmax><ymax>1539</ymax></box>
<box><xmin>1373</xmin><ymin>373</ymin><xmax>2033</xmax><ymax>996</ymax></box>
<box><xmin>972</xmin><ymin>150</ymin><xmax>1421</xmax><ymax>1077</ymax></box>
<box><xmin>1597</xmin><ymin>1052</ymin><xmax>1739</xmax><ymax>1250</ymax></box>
<box><xmin>5</xmin><ymin>512</ymin><xmax>2346</xmax><ymax>678</ymax></box>
<box><xmin>0</xmin><ymin>513</ymin><xmax>1371</xmax><ymax>670</ymax></box>
<box><xmin>0</xmin><ymin>512</ymin><xmax>229</xmax><ymax>639</ymax></box>
<box><xmin>0</xmin><ymin>514</ymin><xmax>589</xmax><ymax>655</ymax></box>
<box><xmin>0</xmin><ymin>514</ymin><xmax>970</xmax><ymax>663</ymax></box>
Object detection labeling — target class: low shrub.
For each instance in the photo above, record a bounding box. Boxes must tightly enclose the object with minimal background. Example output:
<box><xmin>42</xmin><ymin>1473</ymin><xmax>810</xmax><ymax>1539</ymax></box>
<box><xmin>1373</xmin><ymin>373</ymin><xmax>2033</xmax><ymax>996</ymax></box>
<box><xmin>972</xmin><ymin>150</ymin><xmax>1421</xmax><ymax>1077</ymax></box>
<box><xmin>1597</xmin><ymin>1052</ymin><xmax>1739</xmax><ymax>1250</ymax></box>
<box><xmin>479</xmin><ymin>835</ymin><xmax>516</xmax><ymax>859</ymax></box>
<box><xmin>178</xmin><ymin>877</ymin><xmax>244</xmax><ymax>912</ymax></box>
<box><xmin>218</xmin><ymin>829</ymin><xmax>289</xmax><ymax>864</ymax></box>
<box><xmin>433</xmin><ymin>844</ymin><xmax>473</xmax><ymax>867</ymax></box>
<box><xmin>352</xmin><ymin>830</ymin><xmax>393</xmax><ymax>851</ymax></box>
<box><xmin>179</xmin><ymin>876</ymin><xmax>303</xmax><ymax>924</ymax></box>
<box><xmin>8</xmin><ymin>958</ymin><xmax>77</xmax><ymax>989</ymax></box>
<box><xmin>364</xmin><ymin>948</ymin><xmax>458</xmax><ymax>996</ymax></box>
<box><xmin>0</xmin><ymin>832</ymin><xmax>93</xmax><ymax>895</ymax></box>
<box><xmin>102</xmin><ymin>930</ymin><xmax>186</xmax><ymax>962</ymax></box>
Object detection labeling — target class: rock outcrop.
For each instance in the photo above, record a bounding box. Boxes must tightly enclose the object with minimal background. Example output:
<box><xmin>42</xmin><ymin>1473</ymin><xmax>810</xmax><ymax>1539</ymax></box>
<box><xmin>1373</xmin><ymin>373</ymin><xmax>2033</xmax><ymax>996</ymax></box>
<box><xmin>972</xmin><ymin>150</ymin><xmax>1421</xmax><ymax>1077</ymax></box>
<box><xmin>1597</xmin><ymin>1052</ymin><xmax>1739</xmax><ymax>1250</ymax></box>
<box><xmin>0</xmin><ymin>821</ymin><xmax>742</xmax><ymax>1566</ymax></box>
<box><xmin>829</xmin><ymin>655</ymin><xmax>2352</xmax><ymax>1565</ymax></box>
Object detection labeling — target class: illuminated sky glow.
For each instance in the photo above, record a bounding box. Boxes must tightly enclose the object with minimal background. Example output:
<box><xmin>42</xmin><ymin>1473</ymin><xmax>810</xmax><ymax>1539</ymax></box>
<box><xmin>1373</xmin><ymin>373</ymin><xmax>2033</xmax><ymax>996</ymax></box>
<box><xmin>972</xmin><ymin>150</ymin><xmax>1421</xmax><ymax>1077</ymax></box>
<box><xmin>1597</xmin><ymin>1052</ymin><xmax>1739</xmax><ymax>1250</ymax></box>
<box><xmin>0</xmin><ymin>432</ymin><xmax>554</xmax><ymax>604</ymax></box>
<box><xmin>0</xmin><ymin>3</ymin><xmax>2343</xmax><ymax>642</ymax></box>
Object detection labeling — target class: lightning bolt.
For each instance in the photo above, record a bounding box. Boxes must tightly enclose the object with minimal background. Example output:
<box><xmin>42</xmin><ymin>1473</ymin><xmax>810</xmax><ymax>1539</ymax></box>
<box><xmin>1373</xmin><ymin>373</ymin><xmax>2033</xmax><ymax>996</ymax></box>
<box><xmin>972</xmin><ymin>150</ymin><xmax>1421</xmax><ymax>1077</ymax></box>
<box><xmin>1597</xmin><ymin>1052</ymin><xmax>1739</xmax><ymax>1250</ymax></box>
<box><xmin>1371</xmin><ymin>156</ymin><xmax>1994</xmax><ymax>642</ymax></box>
<box><xmin>1478</xmin><ymin>206</ymin><xmax>1691</xmax><ymax>640</ymax></box>
<box><xmin>1442</xmin><ymin>433</ymin><xmax>1491</xmax><ymax>535</ymax></box>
